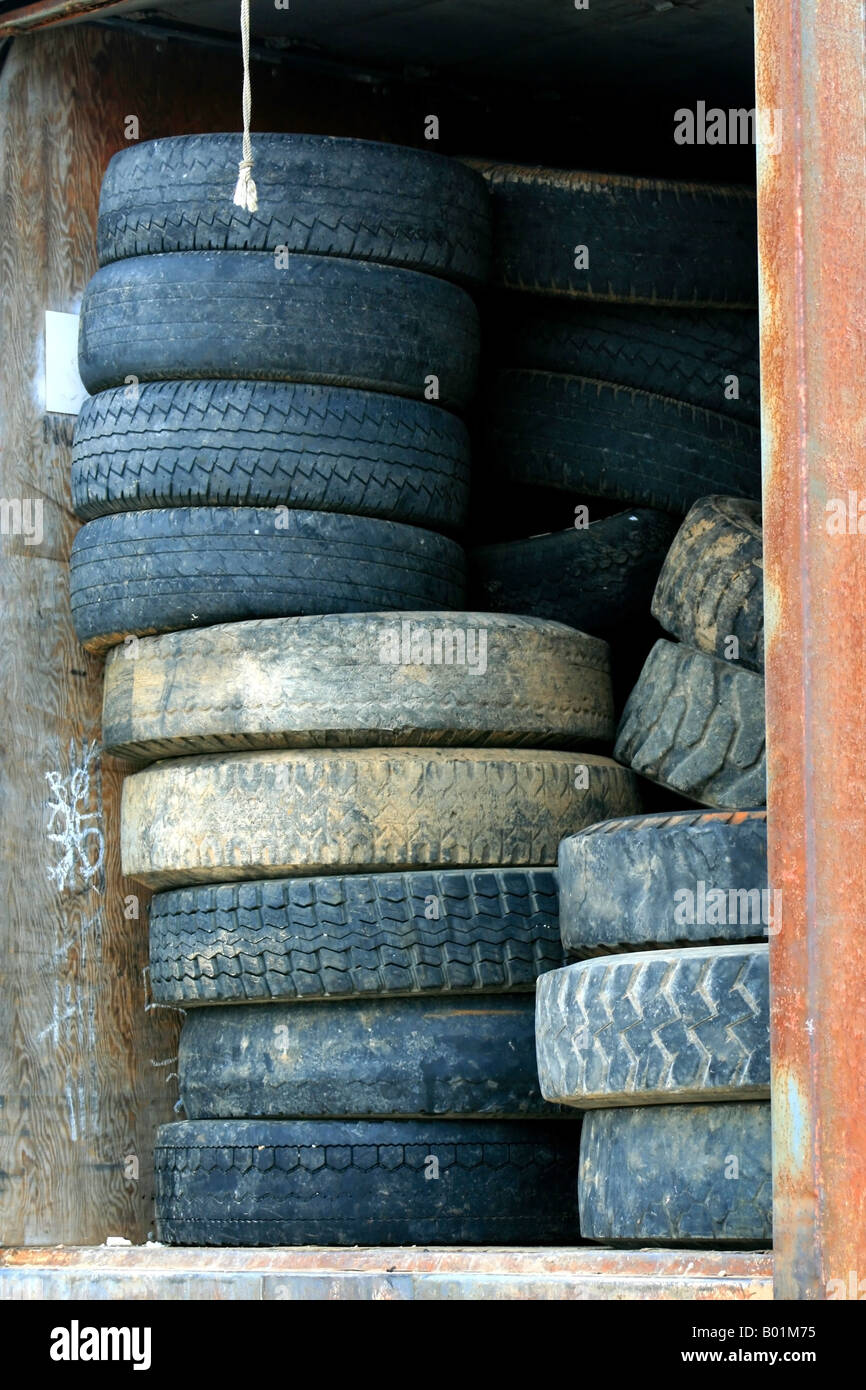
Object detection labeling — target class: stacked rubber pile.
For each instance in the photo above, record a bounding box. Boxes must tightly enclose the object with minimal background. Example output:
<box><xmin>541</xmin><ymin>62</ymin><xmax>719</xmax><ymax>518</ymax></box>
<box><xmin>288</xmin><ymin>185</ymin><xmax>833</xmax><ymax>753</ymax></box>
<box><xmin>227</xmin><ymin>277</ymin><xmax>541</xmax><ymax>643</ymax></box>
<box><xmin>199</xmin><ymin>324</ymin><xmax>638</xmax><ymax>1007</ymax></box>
<box><xmin>464</xmin><ymin>162</ymin><xmax>761</xmax><ymax>697</ymax></box>
<box><xmin>70</xmin><ymin>133</ymin><xmax>644</xmax><ymax>1244</ymax></box>
<box><xmin>536</xmin><ymin>501</ymin><xmax>771</xmax><ymax>1247</ymax></box>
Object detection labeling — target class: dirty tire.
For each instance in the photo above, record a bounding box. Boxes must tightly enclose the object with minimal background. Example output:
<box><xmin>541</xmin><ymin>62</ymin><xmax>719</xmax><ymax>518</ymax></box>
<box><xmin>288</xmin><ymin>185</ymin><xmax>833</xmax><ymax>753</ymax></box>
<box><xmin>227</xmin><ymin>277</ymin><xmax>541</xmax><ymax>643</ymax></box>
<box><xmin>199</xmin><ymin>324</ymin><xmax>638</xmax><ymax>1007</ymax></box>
<box><xmin>535</xmin><ymin>943</ymin><xmax>770</xmax><ymax>1108</ymax></box>
<box><xmin>652</xmin><ymin>496</ymin><xmax>764</xmax><ymax>672</ymax></box>
<box><xmin>71</xmin><ymin>381</ymin><xmax>471</xmax><ymax>530</ymax></box>
<box><xmin>149</xmin><ymin>867</ymin><xmax>562</xmax><ymax>1006</ymax></box>
<box><xmin>78</xmin><ymin>251</ymin><xmax>480</xmax><ymax>410</ymax></box>
<box><xmin>178</xmin><ymin>995</ymin><xmax>566</xmax><ymax>1120</ymax></box>
<box><xmin>155</xmin><ymin>1118</ymin><xmax>580</xmax><ymax>1246</ymax></box>
<box><xmin>468</xmin><ymin>511</ymin><xmax>679</xmax><ymax>636</ymax></box>
<box><xmin>102</xmin><ymin>611</ymin><xmax>614</xmax><ymax>761</ymax></box>
<box><xmin>120</xmin><ymin>748</ymin><xmax>641</xmax><ymax>890</ymax></box>
<box><xmin>558</xmin><ymin>810</ymin><xmax>769</xmax><ymax>955</ymax></box>
<box><xmin>98</xmin><ymin>134</ymin><xmax>492</xmax><ymax>285</ymax></box>
<box><xmin>580</xmin><ymin>1103</ymin><xmax>772</xmax><ymax>1246</ymax></box>
<box><xmin>69</xmin><ymin>508</ymin><xmax>465</xmax><ymax>653</ymax></box>
<box><xmin>614</xmin><ymin>640</ymin><xmax>766</xmax><ymax>809</ymax></box>
<box><xmin>465</xmin><ymin>162</ymin><xmax>758</xmax><ymax>306</ymax></box>
<box><xmin>487</xmin><ymin>371</ymin><xmax>761</xmax><ymax>515</ymax></box>
<box><xmin>490</xmin><ymin>300</ymin><xmax>760</xmax><ymax>425</ymax></box>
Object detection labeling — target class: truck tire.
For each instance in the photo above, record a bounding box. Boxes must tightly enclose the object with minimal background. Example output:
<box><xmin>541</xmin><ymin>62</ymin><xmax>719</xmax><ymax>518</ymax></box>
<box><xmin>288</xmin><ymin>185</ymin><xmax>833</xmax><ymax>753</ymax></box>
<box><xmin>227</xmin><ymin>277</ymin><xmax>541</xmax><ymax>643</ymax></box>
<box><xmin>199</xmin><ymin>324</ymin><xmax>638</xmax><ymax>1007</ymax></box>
<box><xmin>465</xmin><ymin>162</ymin><xmax>758</xmax><ymax>307</ymax></box>
<box><xmin>489</xmin><ymin>299</ymin><xmax>760</xmax><ymax>424</ymax></box>
<box><xmin>71</xmin><ymin>381</ymin><xmax>471</xmax><ymax>531</ymax></box>
<box><xmin>69</xmin><ymin>508</ymin><xmax>465</xmax><ymax>653</ymax></box>
<box><xmin>558</xmin><ymin>810</ymin><xmax>770</xmax><ymax>955</ymax></box>
<box><xmin>487</xmin><ymin>371</ymin><xmax>760</xmax><ymax>515</ymax></box>
<box><xmin>155</xmin><ymin>1118</ymin><xmax>580</xmax><ymax>1245</ymax></box>
<box><xmin>178</xmin><ymin>995</ymin><xmax>566</xmax><ymax>1120</ymax></box>
<box><xmin>535</xmin><ymin>943</ymin><xmax>770</xmax><ymax>1108</ymax></box>
<box><xmin>149</xmin><ymin>867</ymin><xmax>562</xmax><ymax>1006</ymax></box>
<box><xmin>652</xmin><ymin>495</ymin><xmax>764</xmax><ymax>672</ymax></box>
<box><xmin>614</xmin><ymin>640</ymin><xmax>766</xmax><ymax>809</ymax></box>
<box><xmin>101</xmin><ymin>611</ymin><xmax>614</xmax><ymax>761</ymax></box>
<box><xmin>580</xmin><ymin>1103</ymin><xmax>772</xmax><ymax>1246</ymax></box>
<box><xmin>98</xmin><ymin>134</ymin><xmax>491</xmax><ymax>285</ymax></box>
<box><xmin>468</xmin><ymin>511</ymin><xmax>679</xmax><ymax>636</ymax></box>
<box><xmin>120</xmin><ymin>748</ymin><xmax>641</xmax><ymax>890</ymax></box>
<box><xmin>78</xmin><ymin>251</ymin><xmax>480</xmax><ymax>410</ymax></box>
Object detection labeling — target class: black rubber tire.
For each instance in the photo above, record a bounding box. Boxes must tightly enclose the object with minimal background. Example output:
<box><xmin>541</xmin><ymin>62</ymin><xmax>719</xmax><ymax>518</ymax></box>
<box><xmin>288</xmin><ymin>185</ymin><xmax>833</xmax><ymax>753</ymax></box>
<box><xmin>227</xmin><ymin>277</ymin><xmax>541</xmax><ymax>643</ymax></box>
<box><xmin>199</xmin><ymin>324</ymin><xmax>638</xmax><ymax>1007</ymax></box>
<box><xmin>466</xmin><ymin>162</ymin><xmax>758</xmax><ymax>307</ymax></box>
<box><xmin>468</xmin><ymin>510</ymin><xmax>679</xmax><ymax>636</ymax></box>
<box><xmin>652</xmin><ymin>495</ymin><xmax>764</xmax><ymax>672</ymax></box>
<box><xmin>155</xmin><ymin>1118</ymin><xmax>580</xmax><ymax>1246</ymax></box>
<box><xmin>98</xmin><ymin>134</ymin><xmax>492</xmax><ymax>285</ymax></box>
<box><xmin>487</xmin><ymin>371</ymin><xmax>761</xmax><ymax>516</ymax></box>
<box><xmin>178</xmin><ymin>995</ymin><xmax>567</xmax><ymax>1120</ymax></box>
<box><xmin>150</xmin><ymin>868</ymin><xmax>562</xmax><ymax>1007</ymax></box>
<box><xmin>489</xmin><ymin>298</ymin><xmax>760</xmax><ymax>425</ymax></box>
<box><xmin>69</xmin><ymin>508</ymin><xmax>465</xmax><ymax>653</ymax></box>
<box><xmin>78</xmin><ymin>251</ymin><xmax>480</xmax><ymax>410</ymax></box>
<box><xmin>614</xmin><ymin>639</ymin><xmax>766</xmax><ymax>810</ymax></box>
<box><xmin>558</xmin><ymin>810</ymin><xmax>770</xmax><ymax>955</ymax></box>
<box><xmin>71</xmin><ymin>381</ymin><xmax>471</xmax><ymax>530</ymax></box>
<box><xmin>535</xmin><ymin>943</ymin><xmax>770</xmax><ymax>1108</ymax></box>
<box><xmin>580</xmin><ymin>1103</ymin><xmax>772</xmax><ymax>1247</ymax></box>
<box><xmin>101</xmin><ymin>611</ymin><xmax>613</xmax><ymax>761</ymax></box>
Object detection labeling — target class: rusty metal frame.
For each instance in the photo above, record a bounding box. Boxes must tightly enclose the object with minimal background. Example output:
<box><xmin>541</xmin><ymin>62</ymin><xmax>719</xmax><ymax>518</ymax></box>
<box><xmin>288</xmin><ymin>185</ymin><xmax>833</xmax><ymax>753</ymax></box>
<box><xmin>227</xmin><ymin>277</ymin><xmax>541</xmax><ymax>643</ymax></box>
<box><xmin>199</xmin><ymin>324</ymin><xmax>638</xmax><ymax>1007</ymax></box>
<box><xmin>755</xmin><ymin>0</ymin><xmax>866</xmax><ymax>1300</ymax></box>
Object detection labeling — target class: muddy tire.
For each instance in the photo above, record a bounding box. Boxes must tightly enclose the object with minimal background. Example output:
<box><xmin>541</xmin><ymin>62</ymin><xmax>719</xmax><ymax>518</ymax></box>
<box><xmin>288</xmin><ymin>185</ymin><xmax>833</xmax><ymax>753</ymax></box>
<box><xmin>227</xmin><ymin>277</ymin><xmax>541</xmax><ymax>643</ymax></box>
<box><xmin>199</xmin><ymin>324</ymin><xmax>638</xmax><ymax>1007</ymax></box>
<box><xmin>652</xmin><ymin>495</ymin><xmax>764</xmax><ymax>672</ymax></box>
<box><xmin>149</xmin><ymin>867</ymin><xmax>562</xmax><ymax>1006</ymax></box>
<box><xmin>487</xmin><ymin>371</ymin><xmax>760</xmax><ymax>516</ymax></box>
<box><xmin>155</xmin><ymin>1118</ymin><xmax>581</xmax><ymax>1246</ymax></box>
<box><xmin>558</xmin><ymin>810</ymin><xmax>770</xmax><ymax>955</ymax></box>
<box><xmin>69</xmin><ymin>508</ymin><xmax>465</xmax><ymax>653</ymax></box>
<box><xmin>580</xmin><ymin>1103</ymin><xmax>772</xmax><ymax>1246</ymax></box>
<box><xmin>535</xmin><ymin>943</ymin><xmax>770</xmax><ymax>1108</ymax></box>
<box><xmin>120</xmin><ymin>747</ymin><xmax>641</xmax><ymax>890</ymax></box>
<box><xmin>78</xmin><ymin>251</ymin><xmax>480</xmax><ymax>410</ymax></box>
<box><xmin>614</xmin><ymin>640</ymin><xmax>766</xmax><ymax>809</ymax></box>
<box><xmin>102</xmin><ymin>611</ymin><xmax>613</xmax><ymax>761</ymax></box>
<box><xmin>71</xmin><ymin>381</ymin><xmax>471</xmax><ymax>530</ymax></box>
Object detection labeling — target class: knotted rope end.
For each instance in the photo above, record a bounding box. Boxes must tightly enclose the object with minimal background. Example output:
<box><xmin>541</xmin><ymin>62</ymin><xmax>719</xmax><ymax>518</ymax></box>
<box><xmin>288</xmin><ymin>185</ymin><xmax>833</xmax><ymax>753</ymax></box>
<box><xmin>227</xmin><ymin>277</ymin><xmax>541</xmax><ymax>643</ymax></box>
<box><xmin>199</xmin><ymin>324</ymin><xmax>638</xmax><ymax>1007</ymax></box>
<box><xmin>233</xmin><ymin>157</ymin><xmax>258</xmax><ymax>213</ymax></box>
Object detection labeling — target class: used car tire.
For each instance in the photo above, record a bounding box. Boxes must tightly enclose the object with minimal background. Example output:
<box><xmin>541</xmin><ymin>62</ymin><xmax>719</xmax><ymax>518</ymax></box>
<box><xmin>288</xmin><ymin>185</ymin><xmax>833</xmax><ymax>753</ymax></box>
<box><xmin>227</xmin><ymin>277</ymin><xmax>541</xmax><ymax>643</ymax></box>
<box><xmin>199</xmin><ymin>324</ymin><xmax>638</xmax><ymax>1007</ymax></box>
<box><xmin>652</xmin><ymin>495</ymin><xmax>764</xmax><ymax>672</ymax></box>
<box><xmin>69</xmin><ymin>508</ymin><xmax>465</xmax><ymax>653</ymax></box>
<box><xmin>71</xmin><ymin>380</ymin><xmax>471</xmax><ymax>530</ymax></box>
<box><xmin>178</xmin><ymin>995</ymin><xmax>566</xmax><ymax>1120</ymax></box>
<box><xmin>101</xmin><ymin>611</ymin><xmax>614</xmax><ymax>761</ymax></box>
<box><xmin>580</xmin><ymin>1102</ymin><xmax>772</xmax><ymax>1246</ymax></box>
<box><xmin>98</xmin><ymin>134</ymin><xmax>492</xmax><ymax>285</ymax></box>
<box><xmin>155</xmin><ymin>1118</ymin><xmax>580</xmax><ymax>1245</ymax></box>
<box><xmin>558</xmin><ymin>810</ymin><xmax>770</xmax><ymax>955</ymax></box>
<box><xmin>78</xmin><ymin>251</ymin><xmax>480</xmax><ymax>410</ymax></box>
<box><xmin>468</xmin><ymin>510</ymin><xmax>679</xmax><ymax>636</ymax></box>
<box><xmin>487</xmin><ymin>370</ymin><xmax>760</xmax><ymax>515</ymax></box>
<box><xmin>614</xmin><ymin>639</ymin><xmax>766</xmax><ymax>809</ymax></box>
<box><xmin>120</xmin><ymin>747</ymin><xmax>641</xmax><ymax>890</ymax></box>
<box><xmin>149</xmin><ymin>867</ymin><xmax>562</xmax><ymax>1006</ymax></box>
<box><xmin>465</xmin><ymin>162</ymin><xmax>758</xmax><ymax>306</ymax></box>
<box><xmin>535</xmin><ymin>943</ymin><xmax>770</xmax><ymax>1108</ymax></box>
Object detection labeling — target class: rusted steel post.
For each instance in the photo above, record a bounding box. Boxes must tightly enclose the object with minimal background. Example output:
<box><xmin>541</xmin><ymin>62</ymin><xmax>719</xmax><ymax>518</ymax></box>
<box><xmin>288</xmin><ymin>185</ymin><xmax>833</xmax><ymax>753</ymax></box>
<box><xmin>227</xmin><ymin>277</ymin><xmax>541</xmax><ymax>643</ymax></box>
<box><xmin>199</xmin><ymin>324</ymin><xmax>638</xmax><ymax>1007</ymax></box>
<box><xmin>755</xmin><ymin>0</ymin><xmax>866</xmax><ymax>1298</ymax></box>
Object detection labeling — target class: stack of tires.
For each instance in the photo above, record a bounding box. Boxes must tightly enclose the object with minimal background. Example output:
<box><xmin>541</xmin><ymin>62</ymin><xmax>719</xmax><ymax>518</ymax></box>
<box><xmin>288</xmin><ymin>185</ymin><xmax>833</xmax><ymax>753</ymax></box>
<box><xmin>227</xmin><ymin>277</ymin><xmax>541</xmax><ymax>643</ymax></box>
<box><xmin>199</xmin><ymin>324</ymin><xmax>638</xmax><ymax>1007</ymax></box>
<box><xmin>535</xmin><ymin>500</ymin><xmax>771</xmax><ymax>1248</ymax></box>
<box><xmin>464</xmin><ymin>161</ymin><xmax>762</xmax><ymax>702</ymax></box>
<box><xmin>69</xmin><ymin>134</ymin><xmax>643</xmax><ymax>1245</ymax></box>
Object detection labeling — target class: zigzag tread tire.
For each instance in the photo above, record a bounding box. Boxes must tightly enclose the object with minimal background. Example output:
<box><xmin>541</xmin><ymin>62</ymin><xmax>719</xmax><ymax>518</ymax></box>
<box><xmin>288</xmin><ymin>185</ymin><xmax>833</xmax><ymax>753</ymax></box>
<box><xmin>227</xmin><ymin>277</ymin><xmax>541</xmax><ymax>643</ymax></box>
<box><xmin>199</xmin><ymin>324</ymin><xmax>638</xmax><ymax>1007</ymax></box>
<box><xmin>614</xmin><ymin>640</ymin><xmax>766</xmax><ymax>809</ymax></box>
<box><xmin>652</xmin><ymin>495</ymin><xmax>764</xmax><ymax>672</ymax></box>
<box><xmin>149</xmin><ymin>867</ymin><xmax>561</xmax><ymax>1006</ymax></box>
<box><xmin>535</xmin><ymin>943</ymin><xmax>770</xmax><ymax>1107</ymax></box>
<box><xmin>71</xmin><ymin>381</ymin><xmax>470</xmax><ymax>530</ymax></box>
<box><xmin>155</xmin><ymin>1119</ymin><xmax>581</xmax><ymax>1246</ymax></box>
<box><xmin>580</xmin><ymin>1103</ymin><xmax>772</xmax><ymax>1246</ymax></box>
<box><xmin>121</xmin><ymin>748</ymin><xmax>641</xmax><ymax>890</ymax></box>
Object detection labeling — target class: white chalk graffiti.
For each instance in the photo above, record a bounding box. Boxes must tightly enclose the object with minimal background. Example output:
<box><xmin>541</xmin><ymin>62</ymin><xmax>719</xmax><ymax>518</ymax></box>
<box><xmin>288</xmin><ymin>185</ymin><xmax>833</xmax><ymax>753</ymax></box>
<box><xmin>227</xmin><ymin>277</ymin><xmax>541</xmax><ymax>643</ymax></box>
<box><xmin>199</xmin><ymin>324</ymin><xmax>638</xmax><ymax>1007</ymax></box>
<box><xmin>45</xmin><ymin>740</ymin><xmax>105</xmax><ymax>893</ymax></box>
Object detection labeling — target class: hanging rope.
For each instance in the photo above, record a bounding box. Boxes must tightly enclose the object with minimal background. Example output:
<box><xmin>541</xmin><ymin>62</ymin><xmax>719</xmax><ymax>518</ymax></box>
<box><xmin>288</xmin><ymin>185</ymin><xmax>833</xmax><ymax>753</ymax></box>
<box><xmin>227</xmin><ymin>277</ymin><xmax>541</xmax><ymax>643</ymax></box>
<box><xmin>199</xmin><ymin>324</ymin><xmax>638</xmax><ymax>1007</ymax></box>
<box><xmin>233</xmin><ymin>0</ymin><xmax>258</xmax><ymax>212</ymax></box>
